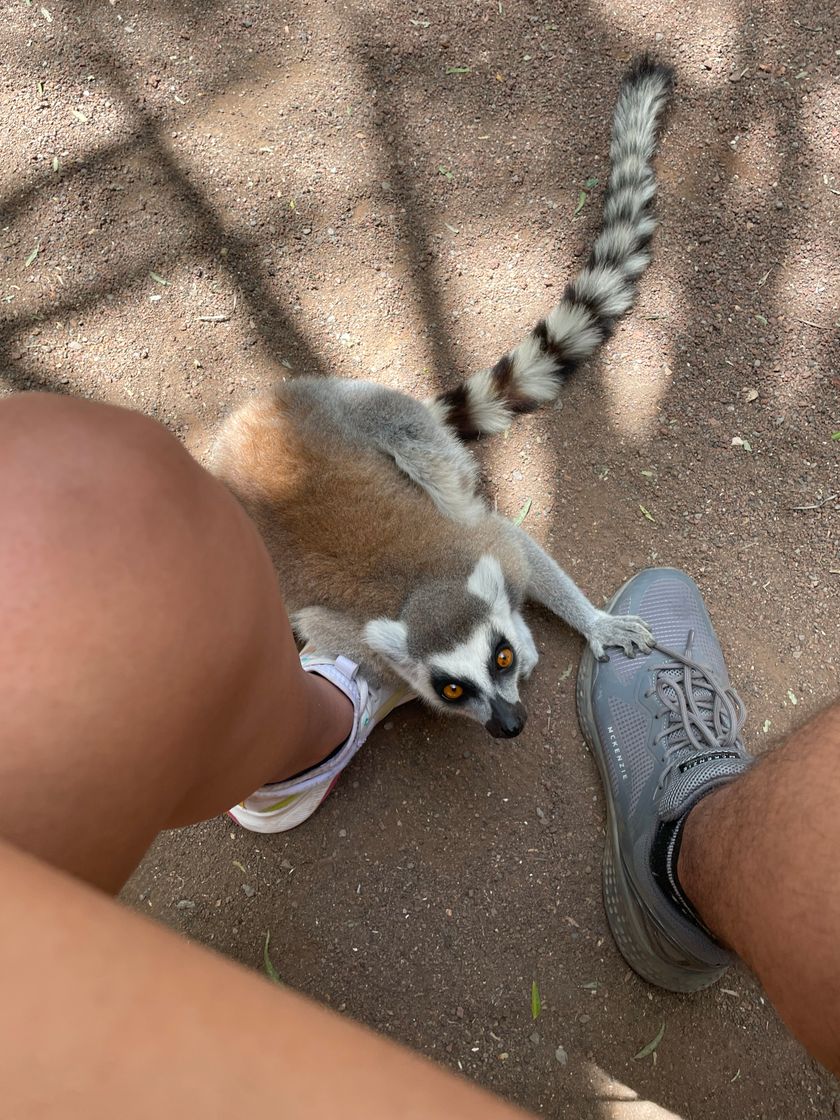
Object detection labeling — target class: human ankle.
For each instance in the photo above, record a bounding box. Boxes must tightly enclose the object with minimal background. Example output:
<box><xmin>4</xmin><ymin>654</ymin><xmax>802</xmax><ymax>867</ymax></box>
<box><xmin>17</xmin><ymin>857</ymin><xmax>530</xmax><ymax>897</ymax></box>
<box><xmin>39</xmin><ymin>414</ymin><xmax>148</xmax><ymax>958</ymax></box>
<box><xmin>271</xmin><ymin>671</ymin><xmax>354</xmax><ymax>782</ymax></box>
<box><xmin>675</xmin><ymin>785</ymin><xmax>735</xmax><ymax>947</ymax></box>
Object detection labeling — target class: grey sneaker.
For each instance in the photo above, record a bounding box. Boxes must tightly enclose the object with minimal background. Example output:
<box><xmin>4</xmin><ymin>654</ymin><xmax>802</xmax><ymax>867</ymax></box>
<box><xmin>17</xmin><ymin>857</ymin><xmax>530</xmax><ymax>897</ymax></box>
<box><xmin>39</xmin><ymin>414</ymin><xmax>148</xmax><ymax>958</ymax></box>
<box><xmin>576</xmin><ymin>568</ymin><xmax>752</xmax><ymax>993</ymax></box>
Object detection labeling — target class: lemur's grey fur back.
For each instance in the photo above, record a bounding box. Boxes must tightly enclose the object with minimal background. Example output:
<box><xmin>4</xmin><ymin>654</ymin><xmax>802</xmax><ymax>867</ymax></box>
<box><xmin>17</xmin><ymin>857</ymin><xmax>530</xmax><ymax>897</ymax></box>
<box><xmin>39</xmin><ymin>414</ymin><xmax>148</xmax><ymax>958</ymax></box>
<box><xmin>428</xmin><ymin>56</ymin><xmax>674</xmax><ymax>439</ymax></box>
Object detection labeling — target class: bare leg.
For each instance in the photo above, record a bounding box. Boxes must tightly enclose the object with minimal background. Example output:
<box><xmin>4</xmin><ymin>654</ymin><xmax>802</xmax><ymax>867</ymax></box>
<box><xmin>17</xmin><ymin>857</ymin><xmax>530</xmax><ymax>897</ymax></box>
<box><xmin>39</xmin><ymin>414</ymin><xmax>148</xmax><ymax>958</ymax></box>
<box><xmin>679</xmin><ymin>703</ymin><xmax>840</xmax><ymax>1075</ymax></box>
<box><xmin>0</xmin><ymin>393</ymin><xmax>354</xmax><ymax>892</ymax></box>
<box><xmin>0</xmin><ymin>838</ymin><xmax>528</xmax><ymax>1119</ymax></box>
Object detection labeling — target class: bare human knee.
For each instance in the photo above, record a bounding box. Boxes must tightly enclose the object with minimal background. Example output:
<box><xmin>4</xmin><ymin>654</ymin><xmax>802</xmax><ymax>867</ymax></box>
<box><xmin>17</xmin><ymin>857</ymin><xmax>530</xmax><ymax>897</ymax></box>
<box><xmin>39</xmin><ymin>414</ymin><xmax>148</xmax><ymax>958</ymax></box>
<box><xmin>0</xmin><ymin>392</ymin><xmax>260</xmax><ymax>674</ymax></box>
<box><xmin>0</xmin><ymin>393</ymin><xmax>288</xmax><ymax>888</ymax></box>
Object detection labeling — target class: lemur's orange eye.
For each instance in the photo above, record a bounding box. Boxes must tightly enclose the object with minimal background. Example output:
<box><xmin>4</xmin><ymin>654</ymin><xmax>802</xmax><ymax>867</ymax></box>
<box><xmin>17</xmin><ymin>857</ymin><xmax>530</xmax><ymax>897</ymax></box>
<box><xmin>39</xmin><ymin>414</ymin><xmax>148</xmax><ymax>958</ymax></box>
<box><xmin>442</xmin><ymin>683</ymin><xmax>464</xmax><ymax>701</ymax></box>
<box><xmin>496</xmin><ymin>647</ymin><xmax>514</xmax><ymax>669</ymax></box>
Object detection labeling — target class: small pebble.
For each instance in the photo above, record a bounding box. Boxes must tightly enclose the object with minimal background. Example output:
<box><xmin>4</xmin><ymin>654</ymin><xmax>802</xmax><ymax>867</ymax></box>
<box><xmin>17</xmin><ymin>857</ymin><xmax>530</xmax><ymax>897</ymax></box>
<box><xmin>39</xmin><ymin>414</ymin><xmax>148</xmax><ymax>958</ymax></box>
<box><xmin>529</xmin><ymin>1031</ymin><xmax>541</xmax><ymax>1044</ymax></box>
<box><xmin>176</xmin><ymin>899</ymin><xmax>195</xmax><ymax>910</ymax></box>
<box><xmin>555</xmin><ymin>1045</ymin><xmax>568</xmax><ymax>1066</ymax></box>
<box><xmin>242</xmin><ymin>883</ymin><xmax>256</xmax><ymax>898</ymax></box>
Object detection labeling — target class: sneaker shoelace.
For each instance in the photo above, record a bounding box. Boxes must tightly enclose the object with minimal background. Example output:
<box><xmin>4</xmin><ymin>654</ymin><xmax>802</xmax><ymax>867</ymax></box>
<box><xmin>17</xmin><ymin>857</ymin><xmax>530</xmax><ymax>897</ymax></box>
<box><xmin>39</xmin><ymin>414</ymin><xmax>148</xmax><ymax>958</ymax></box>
<box><xmin>646</xmin><ymin>630</ymin><xmax>747</xmax><ymax>799</ymax></box>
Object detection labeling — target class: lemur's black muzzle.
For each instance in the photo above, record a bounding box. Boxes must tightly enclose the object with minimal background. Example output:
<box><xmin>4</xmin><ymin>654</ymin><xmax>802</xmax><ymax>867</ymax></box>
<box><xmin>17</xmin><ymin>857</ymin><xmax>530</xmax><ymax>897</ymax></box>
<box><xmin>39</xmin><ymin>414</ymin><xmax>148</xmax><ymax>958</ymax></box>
<box><xmin>485</xmin><ymin>698</ymin><xmax>527</xmax><ymax>739</ymax></box>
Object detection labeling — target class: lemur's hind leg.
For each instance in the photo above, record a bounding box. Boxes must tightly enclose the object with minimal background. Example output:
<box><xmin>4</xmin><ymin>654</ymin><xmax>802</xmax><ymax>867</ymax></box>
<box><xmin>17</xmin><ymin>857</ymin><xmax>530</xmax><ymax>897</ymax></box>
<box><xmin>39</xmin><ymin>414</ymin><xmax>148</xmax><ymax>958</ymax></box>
<box><xmin>506</xmin><ymin>523</ymin><xmax>653</xmax><ymax>660</ymax></box>
<box><xmin>320</xmin><ymin>380</ymin><xmax>484</xmax><ymax>524</ymax></box>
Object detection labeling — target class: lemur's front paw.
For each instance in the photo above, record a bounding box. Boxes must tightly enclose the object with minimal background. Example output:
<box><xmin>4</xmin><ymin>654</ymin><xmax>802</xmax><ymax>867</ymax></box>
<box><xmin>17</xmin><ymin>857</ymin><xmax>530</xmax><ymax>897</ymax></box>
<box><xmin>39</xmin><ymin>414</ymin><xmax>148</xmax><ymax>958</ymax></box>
<box><xmin>587</xmin><ymin>612</ymin><xmax>654</xmax><ymax>662</ymax></box>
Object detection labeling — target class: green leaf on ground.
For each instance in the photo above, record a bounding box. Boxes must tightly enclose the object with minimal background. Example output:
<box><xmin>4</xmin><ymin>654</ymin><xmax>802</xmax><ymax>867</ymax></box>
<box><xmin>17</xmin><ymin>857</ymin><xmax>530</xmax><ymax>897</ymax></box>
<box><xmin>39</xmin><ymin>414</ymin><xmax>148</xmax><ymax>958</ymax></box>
<box><xmin>24</xmin><ymin>244</ymin><xmax>40</xmax><ymax>267</ymax></box>
<box><xmin>263</xmin><ymin>931</ymin><xmax>281</xmax><ymax>984</ymax></box>
<box><xmin>438</xmin><ymin>166</ymin><xmax>454</xmax><ymax>181</ymax></box>
<box><xmin>580</xmin><ymin>980</ymin><xmax>599</xmax><ymax>990</ymax></box>
<box><xmin>755</xmin><ymin>314</ymin><xmax>768</xmax><ymax>326</ymax></box>
<box><xmin>149</xmin><ymin>271</ymin><xmax>170</xmax><ymax>286</ymax></box>
<box><xmin>583</xmin><ymin>176</ymin><xmax>599</xmax><ymax>189</ymax></box>
<box><xmin>639</xmin><ymin>504</ymin><xmax>655</xmax><ymax>523</ymax></box>
<box><xmin>445</xmin><ymin>66</ymin><xmax>471</xmax><ymax>75</ymax></box>
<box><xmin>633</xmin><ymin>1020</ymin><xmax>666</xmax><ymax>1060</ymax></box>
<box><xmin>513</xmin><ymin>497</ymin><xmax>532</xmax><ymax>526</ymax></box>
<box><xmin>787</xmin><ymin>690</ymin><xmax>798</xmax><ymax>705</ymax></box>
<box><xmin>573</xmin><ymin>190</ymin><xmax>587</xmax><ymax>216</ymax></box>
<box><xmin>530</xmin><ymin>980</ymin><xmax>541</xmax><ymax>1020</ymax></box>
<box><xmin>831</xmin><ymin>431</ymin><xmax>840</xmax><ymax>441</ymax></box>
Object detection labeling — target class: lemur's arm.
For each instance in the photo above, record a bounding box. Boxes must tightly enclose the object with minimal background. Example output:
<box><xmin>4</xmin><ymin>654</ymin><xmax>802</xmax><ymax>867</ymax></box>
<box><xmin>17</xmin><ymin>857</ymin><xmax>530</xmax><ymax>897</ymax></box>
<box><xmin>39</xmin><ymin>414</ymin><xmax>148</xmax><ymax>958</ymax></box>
<box><xmin>507</xmin><ymin>525</ymin><xmax>653</xmax><ymax>660</ymax></box>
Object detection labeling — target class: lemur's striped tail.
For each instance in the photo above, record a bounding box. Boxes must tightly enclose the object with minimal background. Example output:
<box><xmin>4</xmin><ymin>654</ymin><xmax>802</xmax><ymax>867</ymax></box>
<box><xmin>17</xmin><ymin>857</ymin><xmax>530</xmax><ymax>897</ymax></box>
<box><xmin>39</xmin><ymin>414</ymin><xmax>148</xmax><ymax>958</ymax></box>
<box><xmin>429</xmin><ymin>56</ymin><xmax>674</xmax><ymax>439</ymax></box>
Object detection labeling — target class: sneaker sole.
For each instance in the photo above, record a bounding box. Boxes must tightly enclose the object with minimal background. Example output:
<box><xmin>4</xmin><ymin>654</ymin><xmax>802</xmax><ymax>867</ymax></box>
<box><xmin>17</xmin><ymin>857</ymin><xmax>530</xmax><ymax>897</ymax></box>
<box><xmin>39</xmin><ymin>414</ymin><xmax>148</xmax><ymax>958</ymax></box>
<box><xmin>577</xmin><ymin>570</ymin><xmax>729</xmax><ymax>994</ymax></box>
<box><xmin>228</xmin><ymin>776</ymin><xmax>340</xmax><ymax>834</ymax></box>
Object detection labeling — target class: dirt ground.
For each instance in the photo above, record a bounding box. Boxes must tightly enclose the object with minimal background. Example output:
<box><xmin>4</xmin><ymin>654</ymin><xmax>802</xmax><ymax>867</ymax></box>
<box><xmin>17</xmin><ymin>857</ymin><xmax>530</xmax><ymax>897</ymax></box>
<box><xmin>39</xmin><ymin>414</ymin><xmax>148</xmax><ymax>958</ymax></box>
<box><xmin>2</xmin><ymin>0</ymin><xmax>839</xmax><ymax>1116</ymax></box>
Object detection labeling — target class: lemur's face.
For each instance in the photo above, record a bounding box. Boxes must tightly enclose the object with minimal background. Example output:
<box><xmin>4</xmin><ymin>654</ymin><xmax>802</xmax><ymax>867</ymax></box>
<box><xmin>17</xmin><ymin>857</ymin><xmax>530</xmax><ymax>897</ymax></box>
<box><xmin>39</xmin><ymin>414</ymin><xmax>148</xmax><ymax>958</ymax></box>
<box><xmin>364</xmin><ymin>555</ymin><xmax>539</xmax><ymax>738</ymax></box>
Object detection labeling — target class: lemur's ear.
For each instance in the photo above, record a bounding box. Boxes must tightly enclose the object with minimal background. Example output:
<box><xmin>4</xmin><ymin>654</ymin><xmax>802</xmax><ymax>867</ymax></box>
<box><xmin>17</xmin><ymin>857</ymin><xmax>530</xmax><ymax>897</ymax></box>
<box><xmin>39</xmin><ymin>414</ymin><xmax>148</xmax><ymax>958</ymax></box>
<box><xmin>467</xmin><ymin>554</ymin><xmax>506</xmax><ymax>606</ymax></box>
<box><xmin>363</xmin><ymin>618</ymin><xmax>410</xmax><ymax>665</ymax></box>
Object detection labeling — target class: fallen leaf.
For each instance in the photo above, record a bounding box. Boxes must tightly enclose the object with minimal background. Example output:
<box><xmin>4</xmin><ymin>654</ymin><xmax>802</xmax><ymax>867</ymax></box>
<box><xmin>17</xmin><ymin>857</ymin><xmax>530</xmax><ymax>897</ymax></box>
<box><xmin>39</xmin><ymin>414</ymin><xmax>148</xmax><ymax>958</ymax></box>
<box><xmin>438</xmin><ymin>166</ymin><xmax>454</xmax><ymax>181</ymax></box>
<box><xmin>831</xmin><ymin>431</ymin><xmax>840</xmax><ymax>441</ymax></box>
<box><xmin>633</xmin><ymin>1021</ymin><xmax>666</xmax><ymax>1061</ymax></box>
<box><xmin>787</xmin><ymin>690</ymin><xmax>797</xmax><ymax>706</ymax></box>
<box><xmin>744</xmin><ymin>388</ymin><xmax>759</xmax><ymax>402</ymax></box>
<box><xmin>24</xmin><ymin>244</ymin><xmax>40</xmax><ymax>267</ymax></box>
<box><xmin>762</xmin><ymin>719</ymin><xmax>772</xmax><ymax>733</ymax></box>
<box><xmin>755</xmin><ymin>313</ymin><xmax>768</xmax><ymax>326</ymax></box>
<box><xmin>583</xmin><ymin>176</ymin><xmax>599</xmax><ymax>189</ymax></box>
<box><xmin>149</xmin><ymin>271</ymin><xmax>170</xmax><ymax>286</ymax></box>
<box><xmin>513</xmin><ymin>497</ymin><xmax>532</xmax><ymax>526</ymax></box>
<box><xmin>531</xmin><ymin>980</ymin><xmax>541</xmax><ymax>1020</ymax></box>
<box><xmin>639</xmin><ymin>504</ymin><xmax>655</xmax><ymax>523</ymax></box>
<box><xmin>71</xmin><ymin>109</ymin><xmax>88</xmax><ymax>122</ymax></box>
<box><xmin>445</xmin><ymin>66</ymin><xmax>471</xmax><ymax>75</ymax></box>
<box><xmin>232</xmin><ymin>859</ymin><xmax>247</xmax><ymax>873</ymax></box>
<box><xmin>263</xmin><ymin>931</ymin><xmax>281</xmax><ymax>984</ymax></box>
<box><xmin>573</xmin><ymin>190</ymin><xmax>587</xmax><ymax>216</ymax></box>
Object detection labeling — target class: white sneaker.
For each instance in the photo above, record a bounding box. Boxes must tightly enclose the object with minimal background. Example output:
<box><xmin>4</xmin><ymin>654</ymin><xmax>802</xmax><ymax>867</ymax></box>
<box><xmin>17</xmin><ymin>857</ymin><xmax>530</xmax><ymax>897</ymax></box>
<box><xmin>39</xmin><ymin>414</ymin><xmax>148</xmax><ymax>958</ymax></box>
<box><xmin>229</xmin><ymin>652</ymin><xmax>414</xmax><ymax>833</ymax></box>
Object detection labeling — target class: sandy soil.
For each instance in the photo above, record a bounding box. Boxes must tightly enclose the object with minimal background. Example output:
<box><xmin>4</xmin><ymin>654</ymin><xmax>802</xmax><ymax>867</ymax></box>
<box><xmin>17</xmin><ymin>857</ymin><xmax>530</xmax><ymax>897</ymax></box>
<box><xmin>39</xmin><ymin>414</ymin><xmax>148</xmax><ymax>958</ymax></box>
<box><xmin>1</xmin><ymin>0</ymin><xmax>838</xmax><ymax>1116</ymax></box>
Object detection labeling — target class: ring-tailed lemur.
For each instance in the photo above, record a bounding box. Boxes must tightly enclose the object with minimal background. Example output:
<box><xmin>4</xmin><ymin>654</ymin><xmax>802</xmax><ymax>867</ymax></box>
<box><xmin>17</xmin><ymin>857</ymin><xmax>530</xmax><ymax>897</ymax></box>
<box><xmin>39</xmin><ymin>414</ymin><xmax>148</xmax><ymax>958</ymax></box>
<box><xmin>212</xmin><ymin>57</ymin><xmax>674</xmax><ymax>739</ymax></box>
